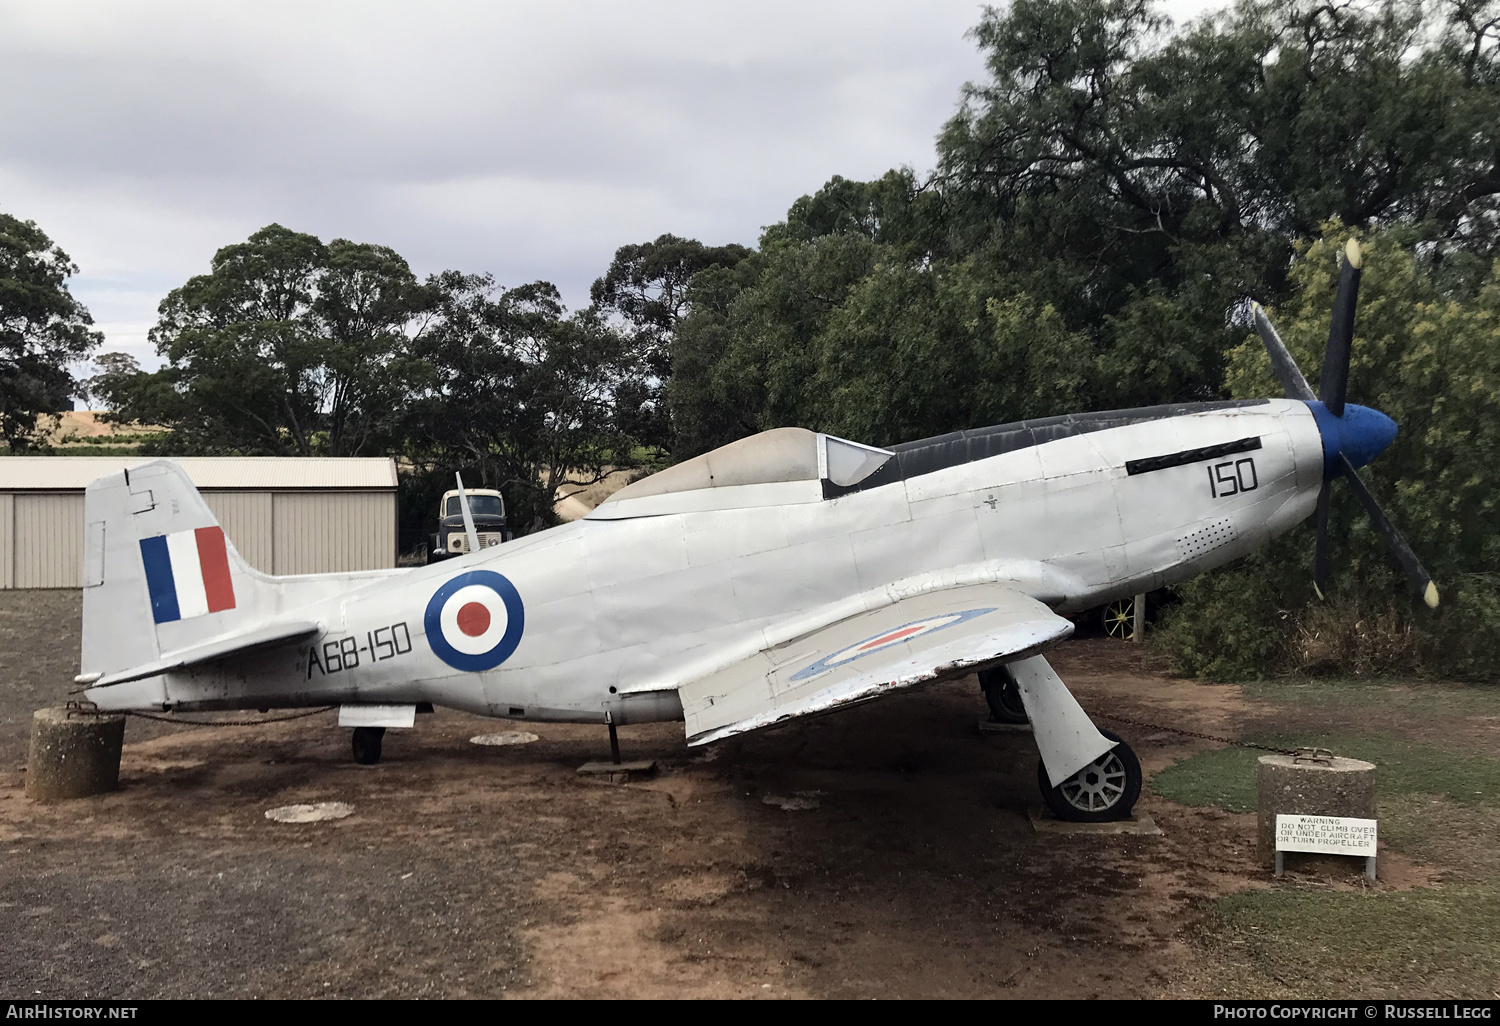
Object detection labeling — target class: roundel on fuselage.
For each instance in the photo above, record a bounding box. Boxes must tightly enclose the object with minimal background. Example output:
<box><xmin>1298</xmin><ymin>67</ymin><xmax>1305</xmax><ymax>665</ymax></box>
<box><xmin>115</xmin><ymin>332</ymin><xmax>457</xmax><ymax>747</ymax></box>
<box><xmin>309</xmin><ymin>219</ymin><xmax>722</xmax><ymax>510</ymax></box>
<box><xmin>424</xmin><ymin>570</ymin><xmax>525</xmax><ymax>671</ymax></box>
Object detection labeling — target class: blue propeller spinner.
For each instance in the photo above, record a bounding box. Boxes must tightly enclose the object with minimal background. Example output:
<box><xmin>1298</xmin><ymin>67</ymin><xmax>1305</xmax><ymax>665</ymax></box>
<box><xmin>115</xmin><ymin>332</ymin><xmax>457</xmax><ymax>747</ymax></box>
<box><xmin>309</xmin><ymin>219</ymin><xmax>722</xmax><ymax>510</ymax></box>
<box><xmin>1305</xmin><ymin>400</ymin><xmax>1397</xmax><ymax>476</ymax></box>
<box><xmin>1252</xmin><ymin>240</ymin><xmax>1438</xmax><ymax>609</ymax></box>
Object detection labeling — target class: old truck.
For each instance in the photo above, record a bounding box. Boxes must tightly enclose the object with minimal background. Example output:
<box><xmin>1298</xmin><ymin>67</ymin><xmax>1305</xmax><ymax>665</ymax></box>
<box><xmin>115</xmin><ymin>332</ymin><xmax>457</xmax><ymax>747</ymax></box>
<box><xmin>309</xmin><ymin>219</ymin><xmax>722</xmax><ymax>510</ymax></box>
<box><xmin>427</xmin><ymin>487</ymin><xmax>512</xmax><ymax>563</ymax></box>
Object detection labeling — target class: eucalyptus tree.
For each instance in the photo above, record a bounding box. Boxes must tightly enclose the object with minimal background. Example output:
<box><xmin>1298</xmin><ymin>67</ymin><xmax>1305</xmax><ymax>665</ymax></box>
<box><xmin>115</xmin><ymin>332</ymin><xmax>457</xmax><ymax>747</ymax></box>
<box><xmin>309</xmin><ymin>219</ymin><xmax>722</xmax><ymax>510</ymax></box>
<box><xmin>97</xmin><ymin>224</ymin><xmax>435</xmax><ymax>456</ymax></box>
<box><xmin>0</xmin><ymin>212</ymin><xmax>101</xmax><ymax>449</ymax></box>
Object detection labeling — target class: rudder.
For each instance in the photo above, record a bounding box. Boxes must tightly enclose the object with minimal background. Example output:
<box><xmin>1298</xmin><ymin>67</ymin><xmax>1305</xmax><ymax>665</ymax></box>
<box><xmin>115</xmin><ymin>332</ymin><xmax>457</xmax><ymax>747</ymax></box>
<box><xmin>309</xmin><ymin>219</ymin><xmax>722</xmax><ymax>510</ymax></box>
<box><xmin>81</xmin><ymin>461</ymin><xmax>276</xmax><ymax>679</ymax></box>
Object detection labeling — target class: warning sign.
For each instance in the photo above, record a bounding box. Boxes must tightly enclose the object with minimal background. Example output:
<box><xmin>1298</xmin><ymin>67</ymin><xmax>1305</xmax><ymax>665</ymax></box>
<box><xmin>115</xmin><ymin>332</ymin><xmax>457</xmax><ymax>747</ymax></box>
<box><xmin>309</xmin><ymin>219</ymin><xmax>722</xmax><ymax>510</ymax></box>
<box><xmin>1274</xmin><ymin>814</ymin><xmax>1377</xmax><ymax>857</ymax></box>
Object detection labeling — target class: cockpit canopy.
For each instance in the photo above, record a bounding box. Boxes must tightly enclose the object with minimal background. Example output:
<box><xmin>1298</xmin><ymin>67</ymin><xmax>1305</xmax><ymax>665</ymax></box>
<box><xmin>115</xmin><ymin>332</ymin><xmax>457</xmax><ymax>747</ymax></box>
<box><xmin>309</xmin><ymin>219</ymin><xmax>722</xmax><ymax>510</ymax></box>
<box><xmin>587</xmin><ymin>427</ymin><xmax>893</xmax><ymax>520</ymax></box>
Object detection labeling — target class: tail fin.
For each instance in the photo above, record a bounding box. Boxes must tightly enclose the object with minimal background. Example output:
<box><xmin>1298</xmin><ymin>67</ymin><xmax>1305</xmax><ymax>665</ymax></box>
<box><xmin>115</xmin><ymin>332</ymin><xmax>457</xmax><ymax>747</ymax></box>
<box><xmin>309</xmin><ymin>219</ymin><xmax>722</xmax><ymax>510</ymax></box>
<box><xmin>81</xmin><ymin>460</ymin><xmax>284</xmax><ymax>678</ymax></box>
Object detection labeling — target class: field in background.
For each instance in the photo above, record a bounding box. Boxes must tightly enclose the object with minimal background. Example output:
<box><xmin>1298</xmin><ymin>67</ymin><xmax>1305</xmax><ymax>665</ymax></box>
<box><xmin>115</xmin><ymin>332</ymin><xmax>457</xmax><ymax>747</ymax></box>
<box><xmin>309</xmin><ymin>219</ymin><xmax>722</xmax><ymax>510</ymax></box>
<box><xmin>2</xmin><ymin>412</ymin><xmax>169</xmax><ymax>456</ymax></box>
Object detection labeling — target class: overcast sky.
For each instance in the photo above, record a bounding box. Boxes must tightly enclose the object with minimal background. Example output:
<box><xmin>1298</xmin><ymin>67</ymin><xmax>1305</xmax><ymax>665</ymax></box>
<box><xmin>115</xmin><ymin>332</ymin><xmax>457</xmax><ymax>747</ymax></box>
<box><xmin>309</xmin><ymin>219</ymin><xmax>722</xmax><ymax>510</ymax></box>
<box><xmin>1</xmin><ymin>1</ymin><xmax>1223</xmax><ymax>380</ymax></box>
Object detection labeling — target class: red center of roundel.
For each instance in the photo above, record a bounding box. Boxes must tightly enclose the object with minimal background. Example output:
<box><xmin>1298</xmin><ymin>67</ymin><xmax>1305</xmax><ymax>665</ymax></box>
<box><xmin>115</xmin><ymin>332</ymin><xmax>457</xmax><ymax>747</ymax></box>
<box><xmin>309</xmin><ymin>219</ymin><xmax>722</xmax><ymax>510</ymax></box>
<box><xmin>456</xmin><ymin>601</ymin><xmax>491</xmax><ymax>637</ymax></box>
<box><xmin>859</xmin><ymin>625</ymin><xmax>924</xmax><ymax>651</ymax></box>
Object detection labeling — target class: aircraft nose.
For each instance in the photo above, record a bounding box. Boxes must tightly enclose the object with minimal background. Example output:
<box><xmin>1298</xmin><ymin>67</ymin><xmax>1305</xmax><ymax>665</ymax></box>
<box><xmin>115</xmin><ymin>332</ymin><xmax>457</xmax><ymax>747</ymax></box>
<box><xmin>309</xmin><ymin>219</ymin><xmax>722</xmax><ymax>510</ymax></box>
<box><xmin>1306</xmin><ymin>401</ymin><xmax>1398</xmax><ymax>477</ymax></box>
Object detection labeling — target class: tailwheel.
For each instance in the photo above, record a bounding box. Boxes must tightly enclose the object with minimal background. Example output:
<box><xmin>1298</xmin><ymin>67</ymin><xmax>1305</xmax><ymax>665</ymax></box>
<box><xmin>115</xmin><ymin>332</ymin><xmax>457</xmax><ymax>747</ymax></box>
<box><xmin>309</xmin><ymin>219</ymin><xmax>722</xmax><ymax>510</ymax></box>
<box><xmin>1037</xmin><ymin>728</ymin><xmax>1141</xmax><ymax>822</ymax></box>
<box><xmin>1102</xmin><ymin>597</ymin><xmax>1135</xmax><ymax>639</ymax></box>
<box><xmin>352</xmin><ymin>726</ymin><xmax>386</xmax><ymax>765</ymax></box>
<box><xmin>978</xmin><ymin>665</ymin><xmax>1028</xmax><ymax>724</ymax></box>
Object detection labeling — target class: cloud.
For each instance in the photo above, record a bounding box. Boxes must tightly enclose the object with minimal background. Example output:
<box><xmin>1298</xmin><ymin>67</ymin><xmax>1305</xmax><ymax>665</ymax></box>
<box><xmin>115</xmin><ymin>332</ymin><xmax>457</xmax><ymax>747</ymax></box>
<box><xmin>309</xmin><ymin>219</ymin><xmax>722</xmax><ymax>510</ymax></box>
<box><xmin>0</xmin><ymin>0</ymin><xmax>1226</xmax><ymax>381</ymax></box>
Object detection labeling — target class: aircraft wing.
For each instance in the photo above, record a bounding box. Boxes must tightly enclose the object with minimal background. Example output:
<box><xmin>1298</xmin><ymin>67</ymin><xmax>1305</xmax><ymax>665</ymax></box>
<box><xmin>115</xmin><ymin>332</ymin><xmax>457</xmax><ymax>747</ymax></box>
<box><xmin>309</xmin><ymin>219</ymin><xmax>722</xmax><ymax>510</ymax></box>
<box><xmin>679</xmin><ymin>583</ymin><xmax>1072</xmax><ymax>745</ymax></box>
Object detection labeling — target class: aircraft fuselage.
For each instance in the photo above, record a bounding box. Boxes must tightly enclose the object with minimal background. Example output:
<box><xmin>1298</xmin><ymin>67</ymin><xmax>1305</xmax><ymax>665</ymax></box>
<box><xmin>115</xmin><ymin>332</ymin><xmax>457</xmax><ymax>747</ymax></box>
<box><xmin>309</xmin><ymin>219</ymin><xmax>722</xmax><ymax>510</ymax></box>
<box><xmin>92</xmin><ymin>399</ymin><xmax>1325</xmax><ymax>720</ymax></box>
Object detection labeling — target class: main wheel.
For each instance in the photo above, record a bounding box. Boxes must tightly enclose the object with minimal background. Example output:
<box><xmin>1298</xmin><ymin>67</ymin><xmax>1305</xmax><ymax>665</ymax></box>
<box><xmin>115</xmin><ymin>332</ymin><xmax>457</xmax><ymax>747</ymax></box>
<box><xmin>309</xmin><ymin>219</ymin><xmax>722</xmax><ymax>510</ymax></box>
<box><xmin>352</xmin><ymin>726</ymin><xmax>386</xmax><ymax>765</ymax></box>
<box><xmin>1037</xmin><ymin>728</ymin><xmax>1141</xmax><ymax>822</ymax></box>
<box><xmin>1102</xmin><ymin>597</ymin><xmax>1135</xmax><ymax>639</ymax></box>
<box><xmin>978</xmin><ymin>666</ymin><xmax>1028</xmax><ymax>724</ymax></box>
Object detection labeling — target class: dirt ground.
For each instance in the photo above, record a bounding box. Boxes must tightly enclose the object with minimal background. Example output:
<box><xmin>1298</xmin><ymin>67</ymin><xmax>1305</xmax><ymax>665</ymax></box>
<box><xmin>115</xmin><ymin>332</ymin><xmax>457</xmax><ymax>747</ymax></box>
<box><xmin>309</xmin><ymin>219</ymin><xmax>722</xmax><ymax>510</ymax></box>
<box><xmin>0</xmin><ymin>590</ymin><xmax>1344</xmax><ymax>999</ymax></box>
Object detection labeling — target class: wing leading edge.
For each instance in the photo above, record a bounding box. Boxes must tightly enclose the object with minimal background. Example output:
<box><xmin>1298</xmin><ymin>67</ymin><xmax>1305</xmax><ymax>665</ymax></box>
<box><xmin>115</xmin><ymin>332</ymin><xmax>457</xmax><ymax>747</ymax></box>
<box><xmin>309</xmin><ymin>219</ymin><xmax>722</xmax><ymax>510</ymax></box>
<box><xmin>679</xmin><ymin>583</ymin><xmax>1073</xmax><ymax>746</ymax></box>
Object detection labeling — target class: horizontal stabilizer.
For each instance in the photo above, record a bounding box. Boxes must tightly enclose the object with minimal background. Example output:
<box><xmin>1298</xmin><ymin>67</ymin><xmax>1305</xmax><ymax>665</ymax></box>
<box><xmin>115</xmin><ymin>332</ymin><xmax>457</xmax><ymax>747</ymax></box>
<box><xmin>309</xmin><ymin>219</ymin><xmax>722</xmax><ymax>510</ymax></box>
<box><xmin>679</xmin><ymin>582</ymin><xmax>1072</xmax><ymax>745</ymax></box>
<box><xmin>88</xmin><ymin>620</ymin><xmax>320</xmax><ymax>688</ymax></box>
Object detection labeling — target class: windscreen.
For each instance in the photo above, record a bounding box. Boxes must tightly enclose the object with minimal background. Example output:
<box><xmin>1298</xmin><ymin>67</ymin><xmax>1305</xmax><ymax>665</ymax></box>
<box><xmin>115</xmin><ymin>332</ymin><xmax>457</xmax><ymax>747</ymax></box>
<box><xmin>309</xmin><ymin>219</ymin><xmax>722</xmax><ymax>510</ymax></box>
<box><xmin>823</xmin><ymin>436</ymin><xmax>893</xmax><ymax>487</ymax></box>
<box><xmin>446</xmin><ymin>495</ymin><xmax>504</xmax><ymax>517</ymax></box>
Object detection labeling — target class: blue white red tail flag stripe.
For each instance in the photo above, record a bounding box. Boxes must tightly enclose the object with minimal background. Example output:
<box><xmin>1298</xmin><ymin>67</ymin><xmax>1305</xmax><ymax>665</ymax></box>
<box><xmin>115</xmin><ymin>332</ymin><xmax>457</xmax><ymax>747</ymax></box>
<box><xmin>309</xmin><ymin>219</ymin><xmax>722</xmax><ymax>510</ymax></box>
<box><xmin>140</xmin><ymin>526</ymin><xmax>236</xmax><ymax>624</ymax></box>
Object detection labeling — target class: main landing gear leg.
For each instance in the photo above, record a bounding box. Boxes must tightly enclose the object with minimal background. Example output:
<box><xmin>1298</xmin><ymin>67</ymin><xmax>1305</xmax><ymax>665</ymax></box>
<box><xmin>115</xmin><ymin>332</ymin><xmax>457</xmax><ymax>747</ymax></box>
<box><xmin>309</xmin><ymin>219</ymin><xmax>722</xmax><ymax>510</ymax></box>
<box><xmin>1006</xmin><ymin>656</ymin><xmax>1143</xmax><ymax>822</ymax></box>
<box><xmin>352</xmin><ymin>726</ymin><xmax>386</xmax><ymax>765</ymax></box>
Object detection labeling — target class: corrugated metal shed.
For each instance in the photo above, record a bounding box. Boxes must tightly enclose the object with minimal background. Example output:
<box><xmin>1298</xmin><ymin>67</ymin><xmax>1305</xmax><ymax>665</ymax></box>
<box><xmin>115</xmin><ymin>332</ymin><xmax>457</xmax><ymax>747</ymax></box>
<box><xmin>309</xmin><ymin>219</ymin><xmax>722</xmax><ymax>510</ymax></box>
<box><xmin>0</xmin><ymin>457</ymin><xmax>399</xmax><ymax>587</ymax></box>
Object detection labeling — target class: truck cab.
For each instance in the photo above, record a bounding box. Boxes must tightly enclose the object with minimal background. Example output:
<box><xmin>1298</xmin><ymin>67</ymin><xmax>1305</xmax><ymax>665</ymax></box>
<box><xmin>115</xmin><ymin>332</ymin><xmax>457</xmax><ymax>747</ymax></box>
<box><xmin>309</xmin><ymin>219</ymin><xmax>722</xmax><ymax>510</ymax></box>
<box><xmin>428</xmin><ymin>488</ymin><xmax>512</xmax><ymax>562</ymax></box>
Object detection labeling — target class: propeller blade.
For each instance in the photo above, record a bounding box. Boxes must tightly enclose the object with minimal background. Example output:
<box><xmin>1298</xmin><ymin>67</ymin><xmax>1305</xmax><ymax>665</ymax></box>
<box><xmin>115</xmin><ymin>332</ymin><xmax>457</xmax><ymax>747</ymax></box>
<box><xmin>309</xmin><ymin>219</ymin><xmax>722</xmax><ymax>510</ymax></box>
<box><xmin>1319</xmin><ymin>239</ymin><xmax>1361</xmax><ymax>417</ymax></box>
<box><xmin>455</xmin><ymin>472</ymin><xmax>481</xmax><ymax>555</ymax></box>
<box><xmin>1313</xmin><ymin>480</ymin><xmax>1331</xmax><ymax>600</ymax></box>
<box><xmin>1338</xmin><ymin>453</ymin><xmax>1439</xmax><ymax>608</ymax></box>
<box><xmin>1252</xmin><ymin>304</ymin><xmax>1316</xmax><ymax>402</ymax></box>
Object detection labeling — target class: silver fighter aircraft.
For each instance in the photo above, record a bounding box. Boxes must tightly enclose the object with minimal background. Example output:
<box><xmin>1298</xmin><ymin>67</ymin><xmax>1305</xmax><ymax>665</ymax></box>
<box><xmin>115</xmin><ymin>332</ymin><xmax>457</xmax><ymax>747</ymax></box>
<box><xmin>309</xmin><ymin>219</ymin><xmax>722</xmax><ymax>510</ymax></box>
<box><xmin>76</xmin><ymin>241</ymin><xmax>1434</xmax><ymax>821</ymax></box>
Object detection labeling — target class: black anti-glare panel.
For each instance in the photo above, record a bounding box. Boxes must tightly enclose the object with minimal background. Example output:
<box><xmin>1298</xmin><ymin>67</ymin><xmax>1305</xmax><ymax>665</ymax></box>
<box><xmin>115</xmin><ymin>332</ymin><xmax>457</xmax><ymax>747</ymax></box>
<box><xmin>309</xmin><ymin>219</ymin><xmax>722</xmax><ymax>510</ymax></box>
<box><xmin>1125</xmin><ymin>436</ymin><xmax>1262</xmax><ymax>476</ymax></box>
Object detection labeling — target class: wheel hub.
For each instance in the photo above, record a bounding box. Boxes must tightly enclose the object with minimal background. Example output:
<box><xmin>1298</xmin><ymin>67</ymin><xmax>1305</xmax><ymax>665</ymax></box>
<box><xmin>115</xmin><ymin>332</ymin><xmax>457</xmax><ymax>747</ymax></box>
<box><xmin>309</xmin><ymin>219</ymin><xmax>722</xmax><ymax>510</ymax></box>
<box><xmin>1060</xmin><ymin>751</ymin><xmax>1128</xmax><ymax>813</ymax></box>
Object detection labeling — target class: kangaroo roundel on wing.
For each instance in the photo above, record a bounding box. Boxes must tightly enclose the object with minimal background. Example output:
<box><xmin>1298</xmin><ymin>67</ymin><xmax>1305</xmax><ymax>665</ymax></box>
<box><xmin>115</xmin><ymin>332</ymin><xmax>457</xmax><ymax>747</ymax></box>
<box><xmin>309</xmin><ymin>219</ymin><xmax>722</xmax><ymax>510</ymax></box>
<box><xmin>424</xmin><ymin>570</ymin><xmax>525</xmax><ymax>671</ymax></box>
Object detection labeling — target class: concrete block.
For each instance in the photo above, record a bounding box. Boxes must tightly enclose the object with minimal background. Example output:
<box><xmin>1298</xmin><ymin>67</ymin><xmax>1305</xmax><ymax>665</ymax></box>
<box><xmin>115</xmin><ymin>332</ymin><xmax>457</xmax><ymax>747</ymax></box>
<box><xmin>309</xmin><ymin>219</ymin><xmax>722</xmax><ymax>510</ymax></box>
<box><xmin>26</xmin><ymin>707</ymin><xmax>125</xmax><ymax>801</ymax></box>
<box><xmin>1257</xmin><ymin>753</ymin><xmax>1376</xmax><ymax>864</ymax></box>
<box><xmin>978</xmin><ymin>718</ymin><xmax>1032</xmax><ymax>735</ymax></box>
<box><xmin>577</xmin><ymin>759</ymin><xmax>656</xmax><ymax>783</ymax></box>
<box><xmin>1027</xmin><ymin>807</ymin><xmax>1162</xmax><ymax>835</ymax></box>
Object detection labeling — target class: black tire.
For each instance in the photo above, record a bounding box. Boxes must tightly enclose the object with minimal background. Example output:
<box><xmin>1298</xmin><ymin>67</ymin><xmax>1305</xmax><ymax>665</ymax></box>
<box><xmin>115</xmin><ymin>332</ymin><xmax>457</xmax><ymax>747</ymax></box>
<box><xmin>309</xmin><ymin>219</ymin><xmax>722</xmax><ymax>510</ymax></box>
<box><xmin>1037</xmin><ymin>727</ymin><xmax>1141</xmax><ymax>822</ymax></box>
<box><xmin>979</xmin><ymin>666</ymin><xmax>1029</xmax><ymax>724</ymax></box>
<box><xmin>352</xmin><ymin>726</ymin><xmax>385</xmax><ymax>765</ymax></box>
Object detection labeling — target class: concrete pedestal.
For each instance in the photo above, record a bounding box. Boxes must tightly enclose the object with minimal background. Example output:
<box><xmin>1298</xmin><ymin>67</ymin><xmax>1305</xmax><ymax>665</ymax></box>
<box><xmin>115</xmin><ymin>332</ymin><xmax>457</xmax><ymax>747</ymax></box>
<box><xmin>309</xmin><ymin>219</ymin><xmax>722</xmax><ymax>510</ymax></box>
<box><xmin>978</xmin><ymin>718</ymin><xmax>1032</xmax><ymax>735</ymax></box>
<box><xmin>1257</xmin><ymin>753</ymin><xmax>1376</xmax><ymax>868</ymax></box>
<box><xmin>577</xmin><ymin>760</ymin><xmax>656</xmax><ymax>783</ymax></box>
<box><xmin>25</xmin><ymin>707</ymin><xmax>125</xmax><ymax>801</ymax></box>
<box><xmin>1027</xmin><ymin>807</ymin><xmax>1162</xmax><ymax>836</ymax></box>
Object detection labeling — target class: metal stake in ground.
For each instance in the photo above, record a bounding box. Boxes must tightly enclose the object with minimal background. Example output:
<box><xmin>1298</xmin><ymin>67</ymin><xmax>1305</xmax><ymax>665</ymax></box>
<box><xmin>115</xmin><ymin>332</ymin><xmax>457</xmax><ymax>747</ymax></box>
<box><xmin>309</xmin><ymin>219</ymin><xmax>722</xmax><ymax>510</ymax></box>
<box><xmin>577</xmin><ymin>710</ymin><xmax>656</xmax><ymax>783</ymax></box>
<box><xmin>606</xmin><ymin>709</ymin><xmax>621</xmax><ymax>765</ymax></box>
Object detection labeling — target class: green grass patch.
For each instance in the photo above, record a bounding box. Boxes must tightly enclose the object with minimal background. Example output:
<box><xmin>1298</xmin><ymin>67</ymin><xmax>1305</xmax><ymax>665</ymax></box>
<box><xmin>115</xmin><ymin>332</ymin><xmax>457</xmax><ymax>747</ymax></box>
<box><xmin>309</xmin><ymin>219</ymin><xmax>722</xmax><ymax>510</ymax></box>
<box><xmin>1202</xmin><ymin>885</ymin><xmax>1500</xmax><ymax>998</ymax></box>
<box><xmin>1151</xmin><ymin>745</ymin><xmax>1263</xmax><ymax>812</ymax></box>
<box><xmin>1152</xmin><ymin>733</ymin><xmax>1500</xmax><ymax>813</ymax></box>
<box><xmin>1244</xmin><ymin>676</ymin><xmax>1500</xmax><ymax>720</ymax></box>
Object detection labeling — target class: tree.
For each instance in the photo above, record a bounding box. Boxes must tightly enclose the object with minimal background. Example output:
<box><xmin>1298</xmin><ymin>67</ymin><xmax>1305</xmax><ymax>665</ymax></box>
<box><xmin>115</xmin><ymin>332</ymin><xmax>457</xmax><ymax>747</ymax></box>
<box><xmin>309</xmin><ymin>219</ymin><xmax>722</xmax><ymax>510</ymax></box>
<box><xmin>941</xmin><ymin>0</ymin><xmax>1500</xmax><ymax>258</ymax></box>
<box><xmin>83</xmin><ymin>352</ymin><xmax>141</xmax><ymax>405</ymax></box>
<box><xmin>591</xmin><ymin>235</ymin><xmax>750</xmax><ymax>452</ymax></box>
<box><xmin>97</xmin><ymin>224</ymin><xmax>435</xmax><ymax>456</ymax></box>
<box><xmin>1155</xmin><ymin>225</ymin><xmax>1500</xmax><ymax>680</ymax></box>
<box><xmin>412</xmin><ymin>278</ymin><xmax>653</xmax><ymax>532</ymax></box>
<box><xmin>664</xmin><ymin>0</ymin><xmax>1500</xmax><ymax>449</ymax></box>
<box><xmin>667</xmin><ymin>233</ymin><xmax>881</xmax><ymax>454</ymax></box>
<box><xmin>0</xmin><ymin>213</ymin><xmax>101</xmax><ymax>449</ymax></box>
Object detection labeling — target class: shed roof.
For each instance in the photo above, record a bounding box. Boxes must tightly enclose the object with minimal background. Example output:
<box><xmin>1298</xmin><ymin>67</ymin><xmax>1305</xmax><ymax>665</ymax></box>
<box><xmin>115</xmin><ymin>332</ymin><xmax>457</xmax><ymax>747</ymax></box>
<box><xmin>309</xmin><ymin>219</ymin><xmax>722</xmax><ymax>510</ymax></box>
<box><xmin>0</xmin><ymin>457</ymin><xmax>399</xmax><ymax>491</ymax></box>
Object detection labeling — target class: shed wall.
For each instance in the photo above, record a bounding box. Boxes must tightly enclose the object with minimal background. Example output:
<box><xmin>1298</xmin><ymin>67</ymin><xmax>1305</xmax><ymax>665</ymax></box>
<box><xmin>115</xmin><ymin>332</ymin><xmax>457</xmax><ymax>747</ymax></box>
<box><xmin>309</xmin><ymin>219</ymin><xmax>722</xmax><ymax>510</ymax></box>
<box><xmin>0</xmin><ymin>488</ymin><xmax>396</xmax><ymax>587</ymax></box>
<box><xmin>15</xmin><ymin>494</ymin><xmax>84</xmax><ymax>588</ymax></box>
<box><xmin>272</xmin><ymin>492</ymin><xmax>395</xmax><ymax>575</ymax></box>
<box><xmin>0</xmin><ymin>494</ymin><xmax>13</xmax><ymax>588</ymax></box>
<box><xmin>204</xmin><ymin>492</ymin><xmax>274</xmax><ymax>573</ymax></box>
